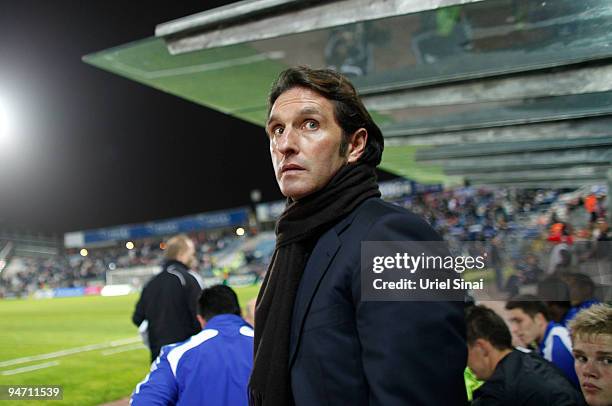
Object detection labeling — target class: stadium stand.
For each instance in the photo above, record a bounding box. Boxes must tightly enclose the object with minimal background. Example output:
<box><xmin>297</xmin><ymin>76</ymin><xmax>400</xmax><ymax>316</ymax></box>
<box><xmin>1</xmin><ymin>184</ymin><xmax>608</xmax><ymax>301</ymax></box>
<box><xmin>0</xmin><ymin>230</ymin><xmax>266</xmax><ymax>298</ymax></box>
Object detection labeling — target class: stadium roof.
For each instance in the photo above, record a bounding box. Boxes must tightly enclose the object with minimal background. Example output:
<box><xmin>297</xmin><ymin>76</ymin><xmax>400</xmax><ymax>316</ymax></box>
<box><xmin>83</xmin><ymin>0</ymin><xmax>612</xmax><ymax>188</ymax></box>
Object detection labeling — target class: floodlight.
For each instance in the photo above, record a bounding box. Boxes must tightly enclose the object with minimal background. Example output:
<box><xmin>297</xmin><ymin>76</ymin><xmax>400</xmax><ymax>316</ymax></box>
<box><xmin>0</xmin><ymin>97</ymin><xmax>11</xmax><ymax>142</ymax></box>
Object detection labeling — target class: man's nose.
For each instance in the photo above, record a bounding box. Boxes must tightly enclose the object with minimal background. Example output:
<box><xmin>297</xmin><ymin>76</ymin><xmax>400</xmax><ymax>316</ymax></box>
<box><xmin>276</xmin><ymin>126</ymin><xmax>299</xmax><ymax>155</ymax></box>
<box><xmin>581</xmin><ymin>359</ymin><xmax>599</xmax><ymax>377</ymax></box>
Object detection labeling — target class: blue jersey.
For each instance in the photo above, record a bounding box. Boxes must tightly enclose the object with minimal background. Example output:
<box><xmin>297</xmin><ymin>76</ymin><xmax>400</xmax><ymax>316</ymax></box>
<box><xmin>538</xmin><ymin>321</ymin><xmax>579</xmax><ymax>388</ymax></box>
<box><xmin>562</xmin><ymin>299</ymin><xmax>600</xmax><ymax>326</ymax></box>
<box><xmin>131</xmin><ymin>314</ymin><xmax>254</xmax><ymax>406</ymax></box>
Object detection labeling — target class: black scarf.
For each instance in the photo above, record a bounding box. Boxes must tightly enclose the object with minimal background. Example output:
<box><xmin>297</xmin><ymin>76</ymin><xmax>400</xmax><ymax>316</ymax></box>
<box><xmin>249</xmin><ymin>163</ymin><xmax>380</xmax><ymax>406</ymax></box>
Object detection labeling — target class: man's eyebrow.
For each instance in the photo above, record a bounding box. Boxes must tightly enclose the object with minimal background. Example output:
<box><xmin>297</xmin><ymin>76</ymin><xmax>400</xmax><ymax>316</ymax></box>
<box><xmin>266</xmin><ymin>107</ymin><xmax>323</xmax><ymax>127</ymax></box>
<box><xmin>597</xmin><ymin>351</ymin><xmax>612</xmax><ymax>356</ymax></box>
<box><xmin>266</xmin><ymin>114</ymin><xmax>279</xmax><ymax>128</ymax></box>
<box><xmin>298</xmin><ymin>107</ymin><xmax>322</xmax><ymax>116</ymax></box>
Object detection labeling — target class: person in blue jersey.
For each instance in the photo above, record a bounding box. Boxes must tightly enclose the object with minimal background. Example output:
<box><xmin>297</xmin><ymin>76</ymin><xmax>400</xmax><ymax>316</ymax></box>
<box><xmin>506</xmin><ymin>296</ymin><xmax>579</xmax><ymax>387</ymax></box>
<box><xmin>131</xmin><ymin>284</ymin><xmax>254</xmax><ymax>406</ymax></box>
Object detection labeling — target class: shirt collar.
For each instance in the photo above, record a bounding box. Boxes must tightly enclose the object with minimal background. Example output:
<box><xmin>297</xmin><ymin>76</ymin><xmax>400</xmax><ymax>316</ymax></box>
<box><xmin>203</xmin><ymin>314</ymin><xmax>247</xmax><ymax>330</ymax></box>
<box><xmin>538</xmin><ymin>321</ymin><xmax>556</xmax><ymax>352</ymax></box>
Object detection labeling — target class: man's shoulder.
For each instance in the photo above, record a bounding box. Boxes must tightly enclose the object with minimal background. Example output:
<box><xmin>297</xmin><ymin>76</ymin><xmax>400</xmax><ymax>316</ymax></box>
<box><xmin>497</xmin><ymin>350</ymin><xmax>579</xmax><ymax>399</ymax></box>
<box><xmin>165</xmin><ymin>321</ymin><xmax>253</xmax><ymax>374</ymax></box>
<box><xmin>142</xmin><ymin>268</ymin><xmax>181</xmax><ymax>289</ymax></box>
<box><xmin>355</xmin><ymin>197</ymin><xmax>415</xmax><ymax>217</ymax></box>
<box><xmin>140</xmin><ymin>264</ymin><xmax>198</xmax><ymax>297</ymax></box>
<box><xmin>163</xmin><ymin>329</ymin><xmax>221</xmax><ymax>375</ymax></box>
<box><xmin>346</xmin><ymin>197</ymin><xmax>441</xmax><ymax>241</ymax></box>
<box><xmin>164</xmin><ymin>260</ymin><xmax>188</xmax><ymax>274</ymax></box>
<box><xmin>477</xmin><ymin>351</ymin><xmax>545</xmax><ymax>403</ymax></box>
<box><xmin>163</xmin><ymin>261</ymin><xmax>197</xmax><ymax>287</ymax></box>
<box><xmin>549</xmin><ymin>323</ymin><xmax>571</xmax><ymax>338</ymax></box>
<box><xmin>496</xmin><ymin>349</ymin><xmax>538</xmax><ymax>376</ymax></box>
<box><xmin>544</xmin><ymin>323</ymin><xmax>572</xmax><ymax>350</ymax></box>
<box><xmin>343</xmin><ymin>197</ymin><xmax>428</xmax><ymax>228</ymax></box>
<box><xmin>140</xmin><ymin>270</ymin><xmax>166</xmax><ymax>291</ymax></box>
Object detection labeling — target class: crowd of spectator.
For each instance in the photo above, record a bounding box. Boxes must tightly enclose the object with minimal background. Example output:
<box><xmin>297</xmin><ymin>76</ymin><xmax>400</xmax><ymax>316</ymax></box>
<box><xmin>396</xmin><ymin>185</ymin><xmax>609</xmax><ymax>298</ymax></box>
<box><xmin>0</xmin><ymin>229</ymin><xmax>250</xmax><ymax>298</ymax></box>
<box><xmin>0</xmin><ymin>185</ymin><xmax>608</xmax><ymax>300</ymax></box>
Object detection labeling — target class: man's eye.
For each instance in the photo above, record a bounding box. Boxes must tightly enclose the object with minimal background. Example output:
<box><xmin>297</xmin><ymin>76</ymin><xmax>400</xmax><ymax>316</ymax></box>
<box><xmin>602</xmin><ymin>357</ymin><xmax>612</xmax><ymax>366</ymax></box>
<box><xmin>575</xmin><ymin>355</ymin><xmax>587</xmax><ymax>363</ymax></box>
<box><xmin>272</xmin><ymin>126</ymin><xmax>284</xmax><ymax>136</ymax></box>
<box><xmin>304</xmin><ymin>120</ymin><xmax>318</xmax><ymax>130</ymax></box>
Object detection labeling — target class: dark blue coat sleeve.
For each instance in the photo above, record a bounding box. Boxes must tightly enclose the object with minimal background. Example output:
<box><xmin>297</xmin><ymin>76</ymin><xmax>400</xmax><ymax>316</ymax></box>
<box><xmin>353</xmin><ymin>211</ymin><xmax>468</xmax><ymax>405</ymax></box>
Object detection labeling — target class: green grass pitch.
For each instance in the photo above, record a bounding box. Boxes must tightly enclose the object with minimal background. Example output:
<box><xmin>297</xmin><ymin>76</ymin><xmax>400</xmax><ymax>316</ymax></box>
<box><xmin>0</xmin><ymin>285</ymin><xmax>261</xmax><ymax>405</ymax></box>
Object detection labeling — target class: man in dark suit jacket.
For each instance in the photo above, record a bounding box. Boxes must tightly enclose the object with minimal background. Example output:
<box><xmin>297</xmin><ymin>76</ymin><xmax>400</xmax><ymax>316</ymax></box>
<box><xmin>249</xmin><ymin>66</ymin><xmax>466</xmax><ymax>406</ymax></box>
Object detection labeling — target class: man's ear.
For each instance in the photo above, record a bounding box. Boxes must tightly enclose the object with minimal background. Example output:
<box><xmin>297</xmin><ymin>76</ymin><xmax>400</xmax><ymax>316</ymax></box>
<box><xmin>534</xmin><ymin>313</ymin><xmax>547</xmax><ymax>326</ymax></box>
<box><xmin>475</xmin><ymin>338</ymin><xmax>491</xmax><ymax>356</ymax></box>
<box><xmin>197</xmin><ymin>315</ymin><xmax>206</xmax><ymax>329</ymax></box>
<box><xmin>346</xmin><ymin>128</ymin><xmax>368</xmax><ymax>163</ymax></box>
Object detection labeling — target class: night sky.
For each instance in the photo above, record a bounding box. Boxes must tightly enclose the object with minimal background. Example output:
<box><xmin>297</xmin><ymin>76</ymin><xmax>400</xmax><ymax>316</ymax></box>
<box><xmin>0</xmin><ymin>1</ymin><xmax>395</xmax><ymax>235</ymax></box>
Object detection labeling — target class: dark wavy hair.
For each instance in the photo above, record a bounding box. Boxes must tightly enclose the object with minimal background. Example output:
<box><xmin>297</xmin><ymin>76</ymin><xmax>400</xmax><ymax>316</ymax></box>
<box><xmin>466</xmin><ymin>305</ymin><xmax>512</xmax><ymax>350</ymax></box>
<box><xmin>505</xmin><ymin>295</ymin><xmax>550</xmax><ymax>321</ymax></box>
<box><xmin>268</xmin><ymin>66</ymin><xmax>384</xmax><ymax>167</ymax></box>
<box><xmin>198</xmin><ymin>285</ymin><xmax>241</xmax><ymax>321</ymax></box>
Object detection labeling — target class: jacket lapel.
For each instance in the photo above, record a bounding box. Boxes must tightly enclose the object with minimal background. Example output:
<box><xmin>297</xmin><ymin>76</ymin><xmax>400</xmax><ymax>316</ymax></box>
<box><xmin>289</xmin><ymin>229</ymin><xmax>341</xmax><ymax>367</ymax></box>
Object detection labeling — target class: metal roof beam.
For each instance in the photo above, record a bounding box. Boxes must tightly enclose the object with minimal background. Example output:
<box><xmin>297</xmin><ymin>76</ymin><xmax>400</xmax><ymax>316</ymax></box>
<box><xmin>465</xmin><ymin>166</ymin><xmax>609</xmax><ymax>184</ymax></box>
<box><xmin>364</xmin><ymin>64</ymin><xmax>612</xmax><ymax>109</ymax></box>
<box><xmin>416</xmin><ymin>137</ymin><xmax>612</xmax><ymax>160</ymax></box>
<box><xmin>156</xmin><ymin>0</ymin><xmax>485</xmax><ymax>54</ymax></box>
<box><xmin>382</xmin><ymin>91</ymin><xmax>612</xmax><ymax>137</ymax></box>
<box><xmin>385</xmin><ymin>117</ymin><xmax>612</xmax><ymax>146</ymax></box>
<box><xmin>468</xmin><ymin>179</ymin><xmax>605</xmax><ymax>188</ymax></box>
<box><xmin>441</xmin><ymin>155</ymin><xmax>612</xmax><ymax>174</ymax></box>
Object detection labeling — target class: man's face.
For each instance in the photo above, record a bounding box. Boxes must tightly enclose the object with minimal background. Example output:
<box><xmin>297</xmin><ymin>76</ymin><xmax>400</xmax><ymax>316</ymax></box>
<box><xmin>507</xmin><ymin>308</ymin><xmax>542</xmax><ymax>345</ymax></box>
<box><xmin>267</xmin><ymin>87</ymin><xmax>348</xmax><ymax>200</ymax></box>
<box><xmin>573</xmin><ymin>334</ymin><xmax>612</xmax><ymax>406</ymax></box>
